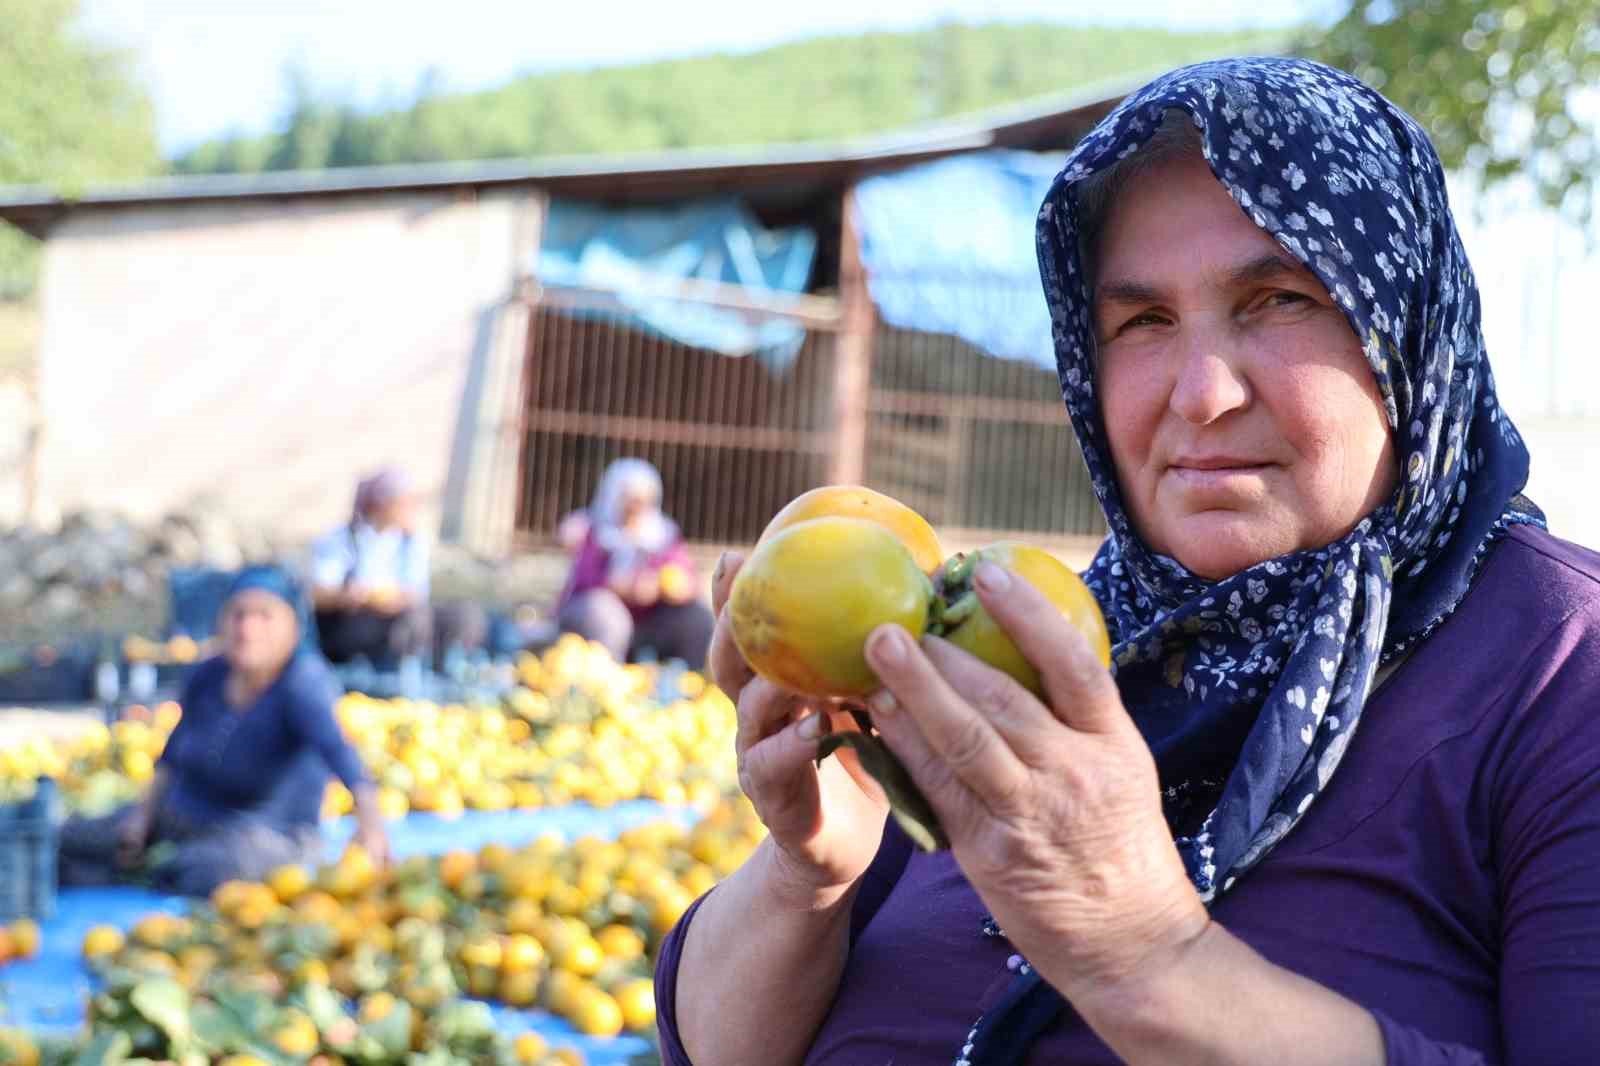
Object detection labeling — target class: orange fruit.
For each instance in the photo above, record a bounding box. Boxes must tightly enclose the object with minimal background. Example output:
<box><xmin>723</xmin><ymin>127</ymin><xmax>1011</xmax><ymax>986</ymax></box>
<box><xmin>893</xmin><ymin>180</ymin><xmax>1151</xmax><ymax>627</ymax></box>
<box><xmin>7</xmin><ymin>919</ymin><xmax>39</xmax><ymax>961</ymax></box>
<box><xmin>730</xmin><ymin>517</ymin><xmax>932</xmax><ymax>698</ymax></box>
<box><xmin>552</xmin><ymin>935</ymin><xmax>603</xmax><ymax>978</ymax></box>
<box><xmin>569</xmin><ymin>987</ymin><xmax>624</xmax><ymax>1038</ymax></box>
<box><xmin>268</xmin><ymin>864</ymin><xmax>311</xmax><ymax>904</ymax></box>
<box><xmin>615</xmin><ymin>978</ymin><xmax>656</xmax><ymax>1031</ymax></box>
<box><xmin>505</xmin><ymin>897</ymin><xmax>542</xmax><ymax>936</ymax></box>
<box><xmin>757</xmin><ymin>485</ymin><xmax>944</xmax><ymax>574</ymax></box>
<box><xmin>933</xmin><ymin>542</ymin><xmax>1110</xmax><ymax>695</ymax></box>
<box><xmin>513</xmin><ymin>1031</ymin><xmax>549</xmax><ymax>1064</ymax></box>
<box><xmin>501</xmin><ymin>933</ymin><xmax>546</xmax><ymax>974</ymax></box>
<box><xmin>437</xmin><ymin>850</ymin><xmax>475</xmax><ymax>889</ymax></box>
<box><xmin>498</xmin><ymin>968</ymin><xmax>540</xmax><ymax>1007</ymax></box>
<box><xmin>595</xmin><ymin>924</ymin><xmax>645</xmax><ymax>961</ymax></box>
<box><xmin>458</xmin><ymin>935</ymin><xmax>503</xmax><ymax>970</ymax></box>
<box><xmin>81</xmin><ymin>925</ymin><xmax>125</xmax><ymax>960</ymax></box>
<box><xmin>542</xmin><ymin>969</ymin><xmax>585</xmax><ymax>1015</ymax></box>
<box><xmin>294</xmin><ymin>958</ymin><xmax>331</xmax><ymax>986</ymax></box>
<box><xmin>0</xmin><ymin>1029</ymin><xmax>38</xmax><ymax>1066</ymax></box>
<box><xmin>478</xmin><ymin>842</ymin><xmax>514</xmax><ymax>874</ymax></box>
<box><xmin>272</xmin><ymin>1009</ymin><xmax>319</xmax><ymax>1056</ymax></box>
<box><xmin>358</xmin><ymin>992</ymin><xmax>396</xmax><ymax>1024</ymax></box>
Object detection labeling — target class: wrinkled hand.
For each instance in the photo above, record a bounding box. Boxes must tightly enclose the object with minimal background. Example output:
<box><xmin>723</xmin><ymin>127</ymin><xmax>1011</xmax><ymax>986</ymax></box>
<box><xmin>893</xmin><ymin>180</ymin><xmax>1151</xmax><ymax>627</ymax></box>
<box><xmin>355</xmin><ymin>819</ymin><xmax>391</xmax><ymax>870</ymax></box>
<box><xmin>862</xmin><ymin>561</ymin><xmax>1209</xmax><ymax>1005</ymax></box>
<box><xmin>709</xmin><ymin>552</ymin><xmax>888</xmax><ymax>904</ymax></box>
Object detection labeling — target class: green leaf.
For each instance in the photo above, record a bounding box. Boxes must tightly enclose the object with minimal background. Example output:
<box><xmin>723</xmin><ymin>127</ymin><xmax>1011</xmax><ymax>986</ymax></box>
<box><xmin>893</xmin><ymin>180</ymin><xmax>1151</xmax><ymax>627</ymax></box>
<box><xmin>70</xmin><ymin>1030</ymin><xmax>131</xmax><ymax>1066</ymax></box>
<box><xmin>190</xmin><ymin>1000</ymin><xmax>253</xmax><ymax>1055</ymax></box>
<box><xmin>428</xmin><ymin>999</ymin><xmax>495</xmax><ymax>1044</ymax></box>
<box><xmin>817</xmin><ymin>731</ymin><xmax>948</xmax><ymax>851</ymax></box>
<box><xmin>292</xmin><ymin>981</ymin><xmax>353</xmax><ymax>1035</ymax></box>
<box><xmin>404</xmin><ymin>1050</ymin><xmax>466</xmax><ymax>1066</ymax></box>
<box><xmin>129</xmin><ymin>978</ymin><xmax>191</xmax><ymax>1047</ymax></box>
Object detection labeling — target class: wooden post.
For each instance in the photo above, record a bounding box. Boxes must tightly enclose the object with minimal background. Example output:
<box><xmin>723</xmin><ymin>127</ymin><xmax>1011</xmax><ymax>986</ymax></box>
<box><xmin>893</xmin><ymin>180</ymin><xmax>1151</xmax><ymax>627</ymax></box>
<box><xmin>830</xmin><ymin>189</ymin><xmax>874</xmax><ymax>486</ymax></box>
<box><xmin>23</xmin><ymin>377</ymin><xmax>40</xmax><ymax>525</ymax></box>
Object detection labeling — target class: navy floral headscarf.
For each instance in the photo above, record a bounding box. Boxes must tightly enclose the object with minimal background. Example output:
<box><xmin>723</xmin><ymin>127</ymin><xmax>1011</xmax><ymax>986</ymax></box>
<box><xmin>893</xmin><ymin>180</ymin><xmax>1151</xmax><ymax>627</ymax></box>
<box><xmin>959</xmin><ymin>55</ymin><xmax>1543</xmax><ymax>1066</ymax></box>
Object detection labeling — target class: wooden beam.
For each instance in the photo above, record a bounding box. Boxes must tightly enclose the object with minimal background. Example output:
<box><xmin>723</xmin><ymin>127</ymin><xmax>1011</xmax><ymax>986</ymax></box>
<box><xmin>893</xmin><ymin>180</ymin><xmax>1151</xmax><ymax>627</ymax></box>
<box><xmin>528</xmin><ymin>277</ymin><xmax>841</xmax><ymax>332</ymax></box>
<box><xmin>868</xmin><ymin>388</ymin><xmax>1068</xmax><ymax>425</ymax></box>
<box><xmin>830</xmin><ymin>189</ymin><xmax>875</xmax><ymax>485</ymax></box>
<box><xmin>519</xmin><ymin>409</ymin><xmax>835</xmax><ymax>454</ymax></box>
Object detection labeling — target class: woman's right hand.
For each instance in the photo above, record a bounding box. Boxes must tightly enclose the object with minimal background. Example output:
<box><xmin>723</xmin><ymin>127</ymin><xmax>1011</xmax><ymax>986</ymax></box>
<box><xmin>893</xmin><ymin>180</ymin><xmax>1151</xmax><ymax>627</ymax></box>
<box><xmin>709</xmin><ymin>552</ymin><xmax>889</xmax><ymax>902</ymax></box>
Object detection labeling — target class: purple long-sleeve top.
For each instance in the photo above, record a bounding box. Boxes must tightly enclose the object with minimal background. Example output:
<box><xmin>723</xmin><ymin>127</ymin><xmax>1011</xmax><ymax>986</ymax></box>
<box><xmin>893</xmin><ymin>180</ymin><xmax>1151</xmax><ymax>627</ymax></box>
<box><xmin>558</xmin><ymin>525</ymin><xmax>697</xmax><ymax>620</ymax></box>
<box><xmin>655</xmin><ymin>525</ymin><xmax>1600</xmax><ymax>1064</ymax></box>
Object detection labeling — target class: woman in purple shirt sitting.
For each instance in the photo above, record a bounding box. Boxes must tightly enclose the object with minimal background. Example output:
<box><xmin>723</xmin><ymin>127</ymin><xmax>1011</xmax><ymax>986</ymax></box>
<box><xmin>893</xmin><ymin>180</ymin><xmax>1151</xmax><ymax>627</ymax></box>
<box><xmin>658</xmin><ymin>58</ymin><xmax>1600</xmax><ymax>1065</ymax></box>
<box><xmin>59</xmin><ymin>566</ymin><xmax>390</xmax><ymax>895</ymax></box>
<box><xmin>556</xmin><ymin>458</ymin><xmax>715</xmax><ymax>670</ymax></box>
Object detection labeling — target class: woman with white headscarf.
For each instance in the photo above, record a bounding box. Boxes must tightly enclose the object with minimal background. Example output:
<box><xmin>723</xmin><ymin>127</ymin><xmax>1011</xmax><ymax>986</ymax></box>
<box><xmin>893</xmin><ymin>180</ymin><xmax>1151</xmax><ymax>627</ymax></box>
<box><xmin>556</xmin><ymin>458</ymin><xmax>715</xmax><ymax>669</ymax></box>
<box><xmin>308</xmin><ymin>467</ymin><xmax>485</xmax><ymax>668</ymax></box>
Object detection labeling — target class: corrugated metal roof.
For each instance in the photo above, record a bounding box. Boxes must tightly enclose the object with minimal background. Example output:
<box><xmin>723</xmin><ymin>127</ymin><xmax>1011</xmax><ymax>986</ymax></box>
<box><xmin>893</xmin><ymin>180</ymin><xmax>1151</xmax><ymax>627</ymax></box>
<box><xmin>0</xmin><ymin>74</ymin><xmax>1148</xmax><ymax>235</ymax></box>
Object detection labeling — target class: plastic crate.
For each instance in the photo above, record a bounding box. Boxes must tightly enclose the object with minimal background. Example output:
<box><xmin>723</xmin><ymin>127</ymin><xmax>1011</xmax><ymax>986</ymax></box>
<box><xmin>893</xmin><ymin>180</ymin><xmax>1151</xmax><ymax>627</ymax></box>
<box><xmin>0</xmin><ymin>643</ymin><xmax>95</xmax><ymax>704</ymax></box>
<box><xmin>0</xmin><ymin>777</ymin><xmax>60</xmax><ymax>922</ymax></box>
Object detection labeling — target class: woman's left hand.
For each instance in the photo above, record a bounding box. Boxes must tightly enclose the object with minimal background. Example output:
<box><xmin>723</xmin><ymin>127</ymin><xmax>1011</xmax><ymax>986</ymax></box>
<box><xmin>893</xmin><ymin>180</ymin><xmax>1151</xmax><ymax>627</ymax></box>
<box><xmin>351</xmin><ymin>786</ymin><xmax>392</xmax><ymax>869</ymax></box>
<box><xmin>355</xmin><ymin>821</ymin><xmax>390</xmax><ymax>869</ymax></box>
<box><xmin>862</xmin><ymin>562</ymin><xmax>1210</xmax><ymax>1007</ymax></box>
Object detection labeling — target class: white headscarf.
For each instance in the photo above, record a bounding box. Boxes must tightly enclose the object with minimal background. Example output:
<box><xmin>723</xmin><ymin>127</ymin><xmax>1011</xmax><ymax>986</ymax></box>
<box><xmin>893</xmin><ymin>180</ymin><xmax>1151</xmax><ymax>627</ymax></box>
<box><xmin>590</xmin><ymin>459</ymin><xmax>678</xmax><ymax>574</ymax></box>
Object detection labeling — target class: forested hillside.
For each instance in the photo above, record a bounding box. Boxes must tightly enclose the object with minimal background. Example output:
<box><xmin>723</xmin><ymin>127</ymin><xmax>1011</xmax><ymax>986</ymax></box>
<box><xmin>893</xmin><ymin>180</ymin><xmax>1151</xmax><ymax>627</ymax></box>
<box><xmin>172</xmin><ymin>23</ymin><xmax>1280</xmax><ymax>174</ymax></box>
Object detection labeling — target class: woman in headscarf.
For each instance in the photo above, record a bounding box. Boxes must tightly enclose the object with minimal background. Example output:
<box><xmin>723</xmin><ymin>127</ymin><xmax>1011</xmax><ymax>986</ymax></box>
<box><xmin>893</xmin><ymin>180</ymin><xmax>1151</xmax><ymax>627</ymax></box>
<box><xmin>657</xmin><ymin>58</ymin><xmax>1599</xmax><ymax>1064</ymax></box>
<box><xmin>309</xmin><ymin>467</ymin><xmax>486</xmax><ymax>669</ymax></box>
<box><xmin>556</xmin><ymin>458</ymin><xmax>715</xmax><ymax>670</ymax></box>
<box><xmin>59</xmin><ymin>566</ymin><xmax>389</xmax><ymax>895</ymax></box>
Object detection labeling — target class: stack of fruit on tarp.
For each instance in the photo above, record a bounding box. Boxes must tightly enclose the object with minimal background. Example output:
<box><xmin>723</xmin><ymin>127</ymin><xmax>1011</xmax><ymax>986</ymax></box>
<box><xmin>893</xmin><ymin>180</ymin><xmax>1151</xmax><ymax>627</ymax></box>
<box><xmin>0</xmin><ymin>639</ymin><xmax>738</xmax><ymax>822</ymax></box>
<box><xmin>0</xmin><ymin>798</ymin><xmax>763</xmax><ymax>1065</ymax></box>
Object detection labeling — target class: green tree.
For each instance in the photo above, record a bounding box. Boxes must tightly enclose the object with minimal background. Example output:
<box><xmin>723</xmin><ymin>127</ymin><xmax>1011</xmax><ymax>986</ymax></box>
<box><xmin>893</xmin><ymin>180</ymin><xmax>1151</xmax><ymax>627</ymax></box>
<box><xmin>170</xmin><ymin>23</ymin><xmax>1280</xmax><ymax>175</ymax></box>
<box><xmin>1306</xmin><ymin>0</ymin><xmax>1600</xmax><ymax>218</ymax></box>
<box><xmin>265</xmin><ymin>64</ymin><xmax>343</xmax><ymax>172</ymax></box>
<box><xmin>0</xmin><ymin>0</ymin><xmax>161</xmax><ymax>298</ymax></box>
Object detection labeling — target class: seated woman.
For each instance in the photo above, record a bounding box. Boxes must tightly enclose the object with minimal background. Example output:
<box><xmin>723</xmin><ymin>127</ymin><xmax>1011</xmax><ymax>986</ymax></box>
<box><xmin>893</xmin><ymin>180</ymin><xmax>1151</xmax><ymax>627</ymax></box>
<box><xmin>557</xmin><ymin>459</ymin><xmax>715</xmax><ymax>670</ymax></box>
<box><xmin>309</xmin><ymin>468</ymin><xmax>483</xmax><ymax>668</ymax></box>
<box><xmin>661</xmin><ymin>58</ymin><xmax>1600</xmax><ymax>1065</ymax></box>
<box><xmin>59</xmin><ymin>566</ymin><xmax>389</xmax><ymax>896</ymax></box>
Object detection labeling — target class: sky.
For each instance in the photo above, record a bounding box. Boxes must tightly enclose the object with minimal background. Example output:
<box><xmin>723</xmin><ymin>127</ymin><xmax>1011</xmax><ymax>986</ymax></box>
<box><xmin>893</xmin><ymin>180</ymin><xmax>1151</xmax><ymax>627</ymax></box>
<box><xmin>80</xmin><ymin>0</ymin><xmax>1335</xmax><ymax>154</ymax></box>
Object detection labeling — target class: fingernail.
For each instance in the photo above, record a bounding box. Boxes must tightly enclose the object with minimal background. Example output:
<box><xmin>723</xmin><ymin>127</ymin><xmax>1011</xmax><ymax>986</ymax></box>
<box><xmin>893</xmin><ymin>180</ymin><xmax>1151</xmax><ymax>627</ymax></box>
<box><xmin>713</xmin><ymin>552</ymin><xmax>728</xmax><ymax>582</ymax></box>
<box><xmin>869</xmin><ymin>627</ymin><xmax>907</xmax><ymax>667</ymax></box>
<box><xmin>975</xmin><ymin>563</ymin><xmax>1010</xmax><ymax>592</ymax></box>
<box><xmin>868</xmin><ymin>688</ymin><xmax>899</xmax><ymax>717</ymax></box>
<box><xmin>797</xmin><ymin>714</ymin><xmax>823</xmax><ymax>739</ymax></box>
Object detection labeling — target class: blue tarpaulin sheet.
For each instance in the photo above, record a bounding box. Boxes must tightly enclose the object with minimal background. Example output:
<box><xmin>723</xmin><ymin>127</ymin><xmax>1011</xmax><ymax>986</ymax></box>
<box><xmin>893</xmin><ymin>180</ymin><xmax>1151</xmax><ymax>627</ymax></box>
<box><xmin>851</xmin><ymin>150</ymin><xmax>1064</xmax><ymax>369</ymax></box>
<box><xmin>2</xmin><ymin>803</ymin><xmax>690</xmax><ymax>1061</ymax></box>
<box><xmin>538</xmin><ymin>197</ymin><xmax>818</xmax><ymax>372</ymax></box>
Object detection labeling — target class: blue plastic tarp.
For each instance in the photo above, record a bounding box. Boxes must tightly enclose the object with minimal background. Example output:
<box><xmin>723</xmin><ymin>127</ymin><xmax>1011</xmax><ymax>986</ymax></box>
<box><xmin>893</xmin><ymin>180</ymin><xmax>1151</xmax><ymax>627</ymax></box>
<box><xmin>536</xmin><ymin>197</ymin><xmax>818</xmax><ymax>372</ymax></box>
<box><xmin>851</xmin><ymin>150</ymin><xmax>1064</xmax><ymax>369</ymax></box>
<box><xmin>2</xmin><ymin>803</ymin><xmax>690</xmax><ymax>1061</ymax></box>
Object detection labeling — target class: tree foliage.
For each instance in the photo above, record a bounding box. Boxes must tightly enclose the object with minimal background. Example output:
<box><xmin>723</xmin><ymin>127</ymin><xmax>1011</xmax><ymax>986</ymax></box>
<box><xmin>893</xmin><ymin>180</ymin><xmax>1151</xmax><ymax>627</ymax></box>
<box><xmin>1305</xmin><ymin>0</ymin><xmax>1600</xmax><ymax>218</ymax></box>
<box><xmin>0</xmin><ymin>0</ymin><xmax>162</xmax><ymax>298</ymax></box>
<box><xmin>171</xmin><ymin>23</ymin><xmax>1279</xmax><ymax>174</ymax></box>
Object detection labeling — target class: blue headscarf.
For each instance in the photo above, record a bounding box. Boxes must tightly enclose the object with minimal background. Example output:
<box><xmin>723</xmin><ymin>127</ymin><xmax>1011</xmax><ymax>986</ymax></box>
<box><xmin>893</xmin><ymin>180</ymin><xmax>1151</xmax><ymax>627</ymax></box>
<box><xmin>225</xmin><ymin>564</ymin><xmax>320</xmax><ymax>654</ymax></box>
<box><xmin>227</xmin><ymin>564</ymin><xmax>300</xmax><ymax>608</ymax></box>
<box><xmin>961</xmin><ymin>55</ymin><xmax>1543</xmax><ymax>1064</ymax></box>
